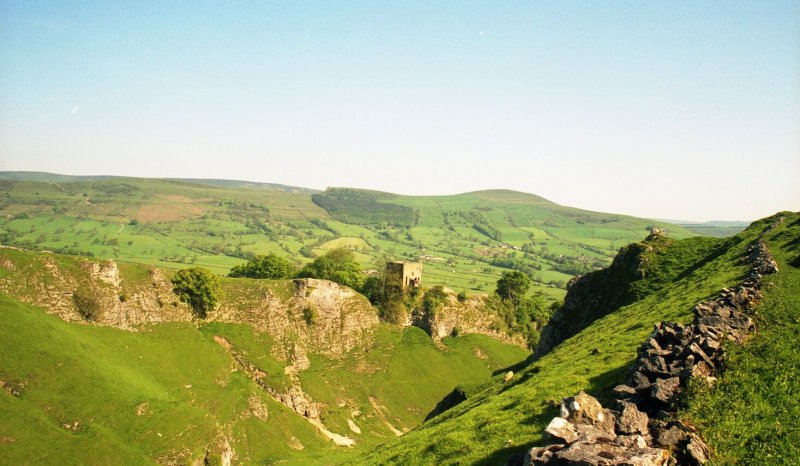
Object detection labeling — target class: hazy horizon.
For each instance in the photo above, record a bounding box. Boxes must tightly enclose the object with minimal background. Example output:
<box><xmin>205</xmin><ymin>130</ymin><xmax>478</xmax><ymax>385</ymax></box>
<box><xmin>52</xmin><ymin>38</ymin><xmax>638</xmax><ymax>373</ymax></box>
<box><xmin>2</xmin><ymin>1</ymin><xmax>798</xmax><ymax>222</ymax></box>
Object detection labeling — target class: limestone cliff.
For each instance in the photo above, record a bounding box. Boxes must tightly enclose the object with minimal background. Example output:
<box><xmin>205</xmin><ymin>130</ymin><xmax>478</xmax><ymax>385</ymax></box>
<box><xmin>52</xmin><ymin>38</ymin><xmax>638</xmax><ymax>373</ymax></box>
<box><xmin>412</xmin><ymin>294</ymin><xmax>528</xmax><ymax>347</ymax></box>
<box><xmin>0</xmin><ymin>248</ymin><xmax>378</xmax><ymax>360</ymax></box>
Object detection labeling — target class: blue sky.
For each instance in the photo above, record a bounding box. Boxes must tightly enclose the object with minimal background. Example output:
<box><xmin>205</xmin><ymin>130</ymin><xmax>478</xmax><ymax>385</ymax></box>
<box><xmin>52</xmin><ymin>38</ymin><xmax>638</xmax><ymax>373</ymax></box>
<box><xmin>1</xmin><ymin>1</ymin><xmax>798</xmax><ymax>221</ymax></box>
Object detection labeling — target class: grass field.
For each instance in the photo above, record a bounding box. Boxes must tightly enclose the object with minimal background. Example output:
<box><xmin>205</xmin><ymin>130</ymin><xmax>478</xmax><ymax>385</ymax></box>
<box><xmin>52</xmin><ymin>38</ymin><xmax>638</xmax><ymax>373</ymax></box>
<box><xmin>0</xmin><ymin>173</ymin><xmax>702</xmax><ymax>303</ymax></box>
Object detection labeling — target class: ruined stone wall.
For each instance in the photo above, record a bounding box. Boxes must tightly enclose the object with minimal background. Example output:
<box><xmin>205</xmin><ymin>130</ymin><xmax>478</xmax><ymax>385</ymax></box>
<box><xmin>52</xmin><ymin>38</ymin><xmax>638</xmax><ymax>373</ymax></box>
<box><xmin>524</xmin><ymin>236</ymin><xmax>780</xmax><ymax>465</ymax></box>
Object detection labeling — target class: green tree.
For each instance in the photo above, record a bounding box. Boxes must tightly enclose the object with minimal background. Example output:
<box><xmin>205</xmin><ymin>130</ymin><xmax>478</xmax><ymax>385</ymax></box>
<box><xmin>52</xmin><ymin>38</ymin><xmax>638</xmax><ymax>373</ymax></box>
<box><xmin>422</xmin><ymin>285</ymin><xmax>448</xmax><ymax>318</ymax></box>
<box><xmin>228</xmin><ymin>253</ymin><xmax>294</xmax><ymax>279</ymax></box>
<box><xmin>297</xmin><ymin>248</ymin><xmax>365</xmax><ymax>290</ymax></box>
<box><xmin>360</xmin><ymin>275</ymin><xmax>385</xmax><ymax>305</ymax></box>
<box><xmin>495</xmin><ymin>270</ymin><xmax>531</xmax><ymax>307</ymax></box>
<box><xmin>171</xmin><ymin>267</ymin><xmax>221</xmax><ymax>318</ymax></box>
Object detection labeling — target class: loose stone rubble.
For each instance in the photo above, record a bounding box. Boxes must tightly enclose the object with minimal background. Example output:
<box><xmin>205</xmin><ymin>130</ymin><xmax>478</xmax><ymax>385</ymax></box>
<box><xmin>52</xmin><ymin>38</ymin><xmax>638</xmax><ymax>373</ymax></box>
<box><xmin>524</xmin><ymin>239</ymin><xmax>779</xmax><ymax>465</ymax></box>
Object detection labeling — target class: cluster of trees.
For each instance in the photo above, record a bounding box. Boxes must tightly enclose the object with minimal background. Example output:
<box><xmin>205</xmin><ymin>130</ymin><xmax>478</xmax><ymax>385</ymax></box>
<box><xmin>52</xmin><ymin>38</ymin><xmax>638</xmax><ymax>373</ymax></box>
<box><xmin>171</xmin><ymin>267</ymin><xmax>222</xmax><ymax>318</ymax></box>
<box><xmin>490</xmin><ymin>271</ymin><xmax>553</xmax><ymax>349</ymax></box>
<box><xmin>228</xmin><ymin>253</ymin><xmax>294</xmax><ymax>279</ymax></box>
<box><xmin>311</xmin><ymin>189</ymin><xmax>416</xmax><ymax>227</ymax></box>
<box><xmin>296</xmin><ymin>248</ymin><xmax>364</xmax><ymax>290</ymax></box>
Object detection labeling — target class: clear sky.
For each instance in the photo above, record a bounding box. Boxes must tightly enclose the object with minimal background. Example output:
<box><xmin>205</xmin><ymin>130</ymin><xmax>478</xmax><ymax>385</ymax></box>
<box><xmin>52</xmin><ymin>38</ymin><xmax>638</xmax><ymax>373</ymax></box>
<box><xmin>1</xmin><ymin>1</ymin><xmax>798</xmax><ymax>221</ymax></box>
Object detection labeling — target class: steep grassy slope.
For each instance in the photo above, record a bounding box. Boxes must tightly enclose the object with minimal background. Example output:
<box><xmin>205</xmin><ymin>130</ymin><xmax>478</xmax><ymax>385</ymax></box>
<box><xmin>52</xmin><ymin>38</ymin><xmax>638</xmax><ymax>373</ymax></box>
<box><xmin>0</xmin><ymin>173</ymin><xmax>694</xmax><ymax>299</ymax></box>
<box><xmin>354</xmin><ymin>212</ymin><xmax>798</xmax><ymax>465</ymax></box>
<box><xmin>0</xmin><ymin>248</ymin><xmax>529</xmax><ymax>464</ymax></box>
<box><xmin>681</xmin><ymin>215</ymin><xmax>800</xmax><ymax>465</ymax></box>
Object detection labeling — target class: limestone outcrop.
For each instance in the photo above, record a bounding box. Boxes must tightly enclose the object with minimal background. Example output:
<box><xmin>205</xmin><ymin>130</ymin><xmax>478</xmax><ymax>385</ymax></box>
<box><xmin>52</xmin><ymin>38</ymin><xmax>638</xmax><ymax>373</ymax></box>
<box><xmin>415</xmin><ymin>294</ymin><xmax>527</xmax><ymax>347</ymax></box>
<box><xmin>0</xmin><ymin>252</ymin><xmax>379</xmax><ymax>360</ymax></box>
<box><xmin>534</xmin><ymin>231</ymin><xmax>671</xmax><ymax>358</ymax></box>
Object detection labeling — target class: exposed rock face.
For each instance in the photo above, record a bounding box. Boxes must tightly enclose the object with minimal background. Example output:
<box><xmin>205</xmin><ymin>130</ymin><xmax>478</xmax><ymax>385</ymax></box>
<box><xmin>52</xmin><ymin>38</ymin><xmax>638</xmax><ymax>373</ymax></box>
<box><xmin>534</xmin><ymin>236</ymin><xmax>670</xmax><ymax>359</ymax></box>
<box><xmin>415</xmin><ymin>294</ymin><xmax>527</xmax><ymax>347</ymax></box>
<box><xmin>523</xmin><ymin>239</ymin><xmax>779</xmax><ymax>465</ymax></box>
<box><xmin>216</xmin><ymin>278</ymin><xmax>379</xmax><ymax>360</ymax></box>
<box><xmin>0</xmin><ymin>252</ymin><xmax>379</xmax><ymax>360</ymax></box>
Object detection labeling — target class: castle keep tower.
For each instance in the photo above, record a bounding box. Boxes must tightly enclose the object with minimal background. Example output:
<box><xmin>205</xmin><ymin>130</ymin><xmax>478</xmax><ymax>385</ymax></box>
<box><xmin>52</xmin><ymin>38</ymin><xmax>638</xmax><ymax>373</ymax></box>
<box><xmin>384</xmin><ymin>261</ymin><xmax>422</xmax><ymax>296</ymax></box>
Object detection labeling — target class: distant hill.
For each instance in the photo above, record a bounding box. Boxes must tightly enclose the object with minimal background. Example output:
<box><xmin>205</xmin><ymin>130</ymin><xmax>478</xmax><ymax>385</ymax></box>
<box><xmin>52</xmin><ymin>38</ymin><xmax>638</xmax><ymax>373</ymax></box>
<box><xmin>658</xmin><ymin>218</ymin><xmax>750</xmax><ymax>237</ymax></box>
<box><xmin>0</xmin><ymin>171</ymin><xmax>317</xmax><ymax>194</ymax></box>
<box><xmin>0</xmin><ymin>171</ymin><xmax>694</xmax><ymax>299</ymax></box>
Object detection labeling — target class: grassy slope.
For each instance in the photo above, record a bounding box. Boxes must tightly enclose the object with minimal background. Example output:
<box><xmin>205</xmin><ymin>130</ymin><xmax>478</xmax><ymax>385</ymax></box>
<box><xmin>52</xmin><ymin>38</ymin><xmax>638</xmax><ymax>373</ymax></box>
<box><xmin>681</xmin><ymin>215</ymin><xmax>800</xmax><ymax>465</ymax></box>
<box><xmin>0</xmin><ymin>295</ymin><xmax>527</xmax><ymax>465</ymax></box>
<box><xmin>355</xmin><ymin>213</ymin><xmax>796</xmax><ymax>466</ymax></box>
<box><xmin>0</xmin><ymin>174</ymin><xmax>696</xmax><ymax>301</ymax></box>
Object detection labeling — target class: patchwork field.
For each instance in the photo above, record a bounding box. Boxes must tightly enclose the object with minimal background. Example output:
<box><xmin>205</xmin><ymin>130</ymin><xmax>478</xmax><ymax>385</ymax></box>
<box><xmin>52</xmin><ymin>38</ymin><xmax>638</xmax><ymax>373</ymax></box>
<box><xmin>0</xmin><ymin>172</ymin><xmax>698</xmax><ymax>303</ymax></box>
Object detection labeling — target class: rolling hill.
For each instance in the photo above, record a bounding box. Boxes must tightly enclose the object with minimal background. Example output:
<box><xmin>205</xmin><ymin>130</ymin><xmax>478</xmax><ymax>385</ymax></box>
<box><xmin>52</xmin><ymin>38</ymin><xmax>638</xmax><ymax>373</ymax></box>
<box><xmin>0</xmin><ymin>172</ymin><xmax>696</xmax><ymax>302</ymax></box>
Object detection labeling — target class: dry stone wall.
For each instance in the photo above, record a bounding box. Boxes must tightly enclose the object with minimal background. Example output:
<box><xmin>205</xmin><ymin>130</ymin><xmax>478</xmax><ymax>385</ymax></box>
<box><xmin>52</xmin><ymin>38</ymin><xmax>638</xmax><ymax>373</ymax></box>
<box><xmin>524</xmin><ymin>239</ymin><xmax>779</xmax><ymax>465</ymax></box>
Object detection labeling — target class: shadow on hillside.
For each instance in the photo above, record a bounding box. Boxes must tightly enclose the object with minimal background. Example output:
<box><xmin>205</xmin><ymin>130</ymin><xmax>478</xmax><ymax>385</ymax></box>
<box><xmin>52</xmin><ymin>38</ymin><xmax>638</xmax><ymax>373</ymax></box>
<box><xmin>492</xmin><ymin>358</ymin><xmax>531</xmax><ymax>378</ymax></box>
<box><xmin>674</xmin><ymin>240</ymin><xmax>738</xmax><ymax>283</ymax></box>
<box><xmin>475</xmin><ymin>362</ymin><xmax>633</xmax><ymax>466</ymax></box>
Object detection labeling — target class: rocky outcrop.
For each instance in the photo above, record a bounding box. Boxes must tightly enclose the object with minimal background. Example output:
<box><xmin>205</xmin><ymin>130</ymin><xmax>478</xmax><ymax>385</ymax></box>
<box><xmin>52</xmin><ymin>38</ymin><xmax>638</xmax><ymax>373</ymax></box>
<box><xmin>524</xmin><ymin>239</ymin><xmax>779</xmax><ymax>465</ymax></box>
<box><xmin>0</xmin><ymin>249</ymin><xmax>379</xmax><ymax>361</ymax></box>
<box><xmin>417</xmin><ymin>294</ymin><xmax>527</xmax><ymax>346</ymax></box>
<box><xmin>216</xmin><ymin>278</ymin><xmax>379</xmax><ymax>360</ymax></box>
<box><xmin>535</xmin><ymin>232</ymin><xmax>670</xmax><ymax>359</ymax></box>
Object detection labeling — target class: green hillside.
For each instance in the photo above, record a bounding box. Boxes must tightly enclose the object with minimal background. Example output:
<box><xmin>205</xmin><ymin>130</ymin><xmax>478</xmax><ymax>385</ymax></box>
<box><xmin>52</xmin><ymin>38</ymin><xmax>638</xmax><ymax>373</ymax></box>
<box><xmin>354</xmin><ymin>212</ymin><xmax>800</xmax><ymax>465</ymax></box>
<box><xmin>0</xmin><ymin>172</ymin><xmax>696</xmax><ymax>301</ymax></box>
<box><xmin>0</xmin><ymin>248</ymin><xmax>528</xmax><ymax>465</ymax></box>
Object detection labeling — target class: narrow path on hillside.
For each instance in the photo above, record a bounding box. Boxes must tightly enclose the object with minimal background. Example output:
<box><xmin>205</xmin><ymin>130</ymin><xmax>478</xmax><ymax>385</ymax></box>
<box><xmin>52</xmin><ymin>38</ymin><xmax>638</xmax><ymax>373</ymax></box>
<box><xmin>84</xmin><ymin>197</ymin><xmax>112</xmax><ymax>214</ymax></box>
<box><xmin>49</xmin><ymin>182</ymin><xmax>68</xmax><ymax>193</ymax></box>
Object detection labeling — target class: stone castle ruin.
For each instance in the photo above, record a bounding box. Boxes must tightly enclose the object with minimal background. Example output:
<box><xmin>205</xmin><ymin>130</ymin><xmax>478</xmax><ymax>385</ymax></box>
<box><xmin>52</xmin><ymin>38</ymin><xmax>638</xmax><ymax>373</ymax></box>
<box><xmin>384</xmin><ymin>261</ymin><xmax>422</xmax><ymax>297</ymax></box>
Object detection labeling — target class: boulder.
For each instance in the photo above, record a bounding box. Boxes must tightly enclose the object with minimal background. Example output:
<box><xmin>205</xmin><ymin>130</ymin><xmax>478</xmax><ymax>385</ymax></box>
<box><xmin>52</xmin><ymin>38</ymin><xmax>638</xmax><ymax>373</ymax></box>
<box><xmin>574</xmin><ymin>423</ymin><xmax>617</xmax><ymax>443</ymax></box>
<box><xmin>651</xmin><ymin>377</ymin><xmax>680</xmax><ymax>405</ymax></box>
<box><xmin>656</xmin><ymin>425</ymin><xmax>689</xmax><ymax>447</ymax></box>
<box><xmin>685</xmin><ymin>434</ymin><xmax>711</xmax><ymax>465</ymax></box>
<box><xmin>631</xmin><ymin>371</ymin><xmax>651</xmax><ymax>392</ymax></box>
<box><xmin>544</xmin><ymin>417</ymin><xmax>577</xmax><ymax>443</ymax></box>
<box><xmin>613</xmin><ymin>384</ymin><xmax>637</xmax><ymax>398</ymax></box>
<box><xmin>616</xmin><ymin>402</ymin><xmax>650</xmax><ymax>436</ymax></box>
<box><xmin>523</xmin><ymin>444</ymin><xmax>563</xmax><ymax>466</ymax></box>
<box><xmin>551</xmin><ymin>441</ymin><xmax>674</xmax><ymax>466</ymax></box>
<box><xmin>560</xmin><ymin>392</ymin><xmax>617</xmax><ymax>435</ymax></box>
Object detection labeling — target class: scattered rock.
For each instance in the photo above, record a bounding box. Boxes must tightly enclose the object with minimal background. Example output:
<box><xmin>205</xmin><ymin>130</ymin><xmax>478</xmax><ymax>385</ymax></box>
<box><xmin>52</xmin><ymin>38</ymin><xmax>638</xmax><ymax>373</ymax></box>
<box><xmin>616</xmin><ymin>402</ymin><xmax>649</xmax><ymax>436</ymax></box>
<box><xmin>544</xmin><ymin>417</ymin><xmax>577</xmax><ymax>443</ymax></box>
<box><xmin>560</xmin><ymin>391</ymin><xmax>616</xmax><ymax>435</ymax></box>
<box><xmin>347</xmin><ymin>418</ymin><xmax>361</xmax><ymax>435</ymax></box>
